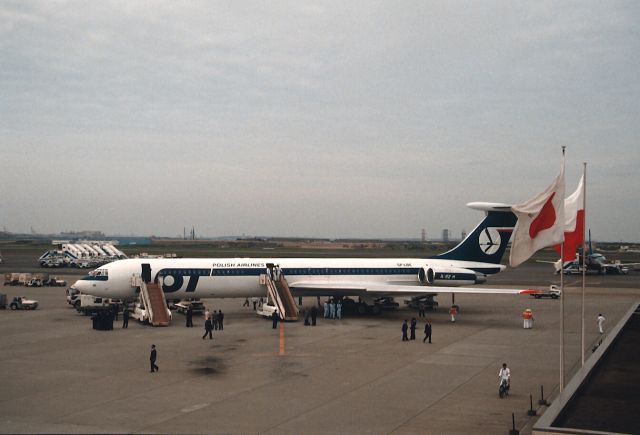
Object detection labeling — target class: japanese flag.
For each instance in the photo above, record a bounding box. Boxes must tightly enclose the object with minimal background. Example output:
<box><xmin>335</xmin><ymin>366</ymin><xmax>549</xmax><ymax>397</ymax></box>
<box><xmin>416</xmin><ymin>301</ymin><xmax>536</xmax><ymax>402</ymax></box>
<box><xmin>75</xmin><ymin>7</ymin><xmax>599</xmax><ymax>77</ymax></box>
<box><xmin>509</xmin><ymin>162</ymin><xmax>565</xmax><ymax>267</ymax></box>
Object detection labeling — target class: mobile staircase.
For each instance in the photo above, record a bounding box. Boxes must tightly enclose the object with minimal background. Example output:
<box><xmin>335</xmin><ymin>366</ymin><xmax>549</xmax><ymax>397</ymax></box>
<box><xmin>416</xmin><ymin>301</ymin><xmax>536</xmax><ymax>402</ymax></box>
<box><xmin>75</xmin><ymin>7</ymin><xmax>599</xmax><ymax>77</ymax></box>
<box><xmin>264</xmin><ymin>265</ymin><xmax>299</xmax><ymax>321</ymax></box>
<box><xmin>131</xmin><ymin>275</ymin><xmax>171</xmax><ymax>326</ymax></box>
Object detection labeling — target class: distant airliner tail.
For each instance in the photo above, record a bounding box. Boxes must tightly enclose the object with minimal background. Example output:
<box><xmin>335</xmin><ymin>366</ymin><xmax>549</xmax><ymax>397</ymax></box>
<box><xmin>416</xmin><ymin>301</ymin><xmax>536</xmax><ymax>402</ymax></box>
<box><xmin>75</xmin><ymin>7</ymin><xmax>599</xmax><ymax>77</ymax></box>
<box><xmin>435</xmin><ymin>202</ymin><xmax>516</xmax><ymax>264</ymax></box>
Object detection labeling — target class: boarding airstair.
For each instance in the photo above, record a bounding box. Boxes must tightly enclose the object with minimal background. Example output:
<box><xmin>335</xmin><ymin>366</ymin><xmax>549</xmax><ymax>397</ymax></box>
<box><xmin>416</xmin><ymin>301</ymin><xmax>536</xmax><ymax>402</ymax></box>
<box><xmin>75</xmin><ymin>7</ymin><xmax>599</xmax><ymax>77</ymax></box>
<box><xmin>131</xmin><ymin>273</ymin><xmax>171</xmax><ymax>327</ymax></box>
<box><xmin>264</xmin><ymin>265</ymin><xmax>298</xmax><ymax>321</ymax></box>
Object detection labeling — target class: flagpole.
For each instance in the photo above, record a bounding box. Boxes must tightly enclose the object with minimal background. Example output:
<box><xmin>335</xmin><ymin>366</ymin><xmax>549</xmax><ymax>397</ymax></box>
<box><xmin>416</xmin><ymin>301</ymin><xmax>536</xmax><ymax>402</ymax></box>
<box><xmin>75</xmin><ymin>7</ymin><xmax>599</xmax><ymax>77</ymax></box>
<box><xmin>560</xmin><ymin>241</ymin><xmax>564</xmax><ymax>391</ymax></box>
<box><xmin>581</xmin><ymin>162</ymin><xmax>587</xmax><ymax>366</ymax></box>
<box><xmin>560</xmin><ymin>146</ymin><xmax>566</xmax><ymax>392</ymax></box>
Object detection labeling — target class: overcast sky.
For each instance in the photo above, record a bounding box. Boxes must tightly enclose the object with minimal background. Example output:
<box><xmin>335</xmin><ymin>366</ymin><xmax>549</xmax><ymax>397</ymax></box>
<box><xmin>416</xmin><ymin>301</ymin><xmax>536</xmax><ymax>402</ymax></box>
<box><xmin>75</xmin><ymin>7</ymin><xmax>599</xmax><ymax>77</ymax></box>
<box><xmin>1</xmin><ymin>1</ymin><xmax>639</xmax><ymax>241</ymax></box>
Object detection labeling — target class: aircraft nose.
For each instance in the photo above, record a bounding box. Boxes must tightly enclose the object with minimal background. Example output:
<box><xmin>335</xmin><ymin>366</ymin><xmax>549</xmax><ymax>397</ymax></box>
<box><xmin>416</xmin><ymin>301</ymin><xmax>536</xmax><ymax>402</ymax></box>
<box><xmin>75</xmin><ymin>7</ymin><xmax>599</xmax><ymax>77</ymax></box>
<box><xmin>72</xmin><ymin>278</ymin><xmax>90</xmax><ymax>293</ymax></box>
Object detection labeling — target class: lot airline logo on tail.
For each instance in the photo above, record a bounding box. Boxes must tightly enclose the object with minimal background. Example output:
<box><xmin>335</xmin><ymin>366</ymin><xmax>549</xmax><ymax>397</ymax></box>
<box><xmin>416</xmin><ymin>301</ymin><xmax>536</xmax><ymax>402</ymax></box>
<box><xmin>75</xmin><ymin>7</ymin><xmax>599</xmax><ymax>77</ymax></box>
<box><xmin>478</xmin><ymin>228</ymin><xmax>502</xmax><ymax>255</ymax></box>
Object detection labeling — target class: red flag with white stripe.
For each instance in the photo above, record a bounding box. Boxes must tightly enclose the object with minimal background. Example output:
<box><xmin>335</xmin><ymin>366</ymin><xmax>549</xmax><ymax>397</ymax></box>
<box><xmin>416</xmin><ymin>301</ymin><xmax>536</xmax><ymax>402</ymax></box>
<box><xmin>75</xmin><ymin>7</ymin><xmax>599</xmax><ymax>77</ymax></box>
<box><xmin>554</xmin><ymin>174</ymin><xmax>585</xmax><ymax>261</ymax></box>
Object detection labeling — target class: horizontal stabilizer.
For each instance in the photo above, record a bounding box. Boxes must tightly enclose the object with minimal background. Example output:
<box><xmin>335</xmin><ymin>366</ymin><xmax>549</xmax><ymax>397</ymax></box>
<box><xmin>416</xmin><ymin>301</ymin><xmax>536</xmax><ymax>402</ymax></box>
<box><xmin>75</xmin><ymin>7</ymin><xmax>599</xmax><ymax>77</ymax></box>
<box><xmin>290</xmin><ymin>280</ymin><xmax>533</xmax><ymax>296</ymax></box>
<box><xmin>466</xmin><ymin>202</ymin><xmax>512</xmax><ymax>212</ymax></box>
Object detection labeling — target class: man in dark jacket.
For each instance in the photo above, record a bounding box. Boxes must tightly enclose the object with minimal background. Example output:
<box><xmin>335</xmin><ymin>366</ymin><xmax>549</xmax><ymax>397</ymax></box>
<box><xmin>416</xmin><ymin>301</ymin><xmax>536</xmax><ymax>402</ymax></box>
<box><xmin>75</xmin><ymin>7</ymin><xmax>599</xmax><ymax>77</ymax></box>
<box><xmin>272</xmin><ymin>310</ymin><xmax>279</xmax><ymax>329</ymax></box>
<box><xmin>202</xmin><ymin>318</ymin><xmax>213</xmax><ymax>340</ymax></box>
<box><xmin>410</xmin><ymin>318</ymin><xmax>417</xmax><ymax>340</ymax></box>
<box><xmin>402</xmin><ymin>320</ymin><xmax>409</xmax><ymax>341</ymax></box>
<box><xmin>186</xmin><ymin>305</ymin><xmax>193</xmax><ymax>327</ymax></box>
<box><xmin>122</xmin><ymin>305</ymin><xmax>129</xmax><ymax>329</ymax></box>
<box><xmin>218</xmin><ymin>310</ymin><xmax>224</xmax><ymax>330</ymax></box>
<box><xmin>150</xmin><ymin>344</ymin><xmax>158</xmax><ymax>372</ymax></box>
<box><xmin>423</xmin><ymin>319</ymin><xmax>432</xmax><ymax>343</ymax></box>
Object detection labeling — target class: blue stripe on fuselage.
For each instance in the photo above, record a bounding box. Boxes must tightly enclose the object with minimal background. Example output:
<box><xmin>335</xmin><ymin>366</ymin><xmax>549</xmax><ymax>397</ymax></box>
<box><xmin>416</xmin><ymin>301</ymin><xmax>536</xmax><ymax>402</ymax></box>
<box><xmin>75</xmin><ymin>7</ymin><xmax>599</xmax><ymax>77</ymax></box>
<box><xmin>211</xmin><ymin>267</ymin><xmax>421</xmax><ymax>276</ymax></box>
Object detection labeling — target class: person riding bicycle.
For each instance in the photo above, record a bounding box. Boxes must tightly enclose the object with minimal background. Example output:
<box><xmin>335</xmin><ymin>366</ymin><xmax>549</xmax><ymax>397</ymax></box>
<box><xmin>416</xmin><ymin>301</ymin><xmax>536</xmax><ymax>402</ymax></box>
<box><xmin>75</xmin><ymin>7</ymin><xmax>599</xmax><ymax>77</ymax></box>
<box><xmin>498</xmin><ymin>363</ymin><xmax>511</xmax><ymax>390</ymax></box>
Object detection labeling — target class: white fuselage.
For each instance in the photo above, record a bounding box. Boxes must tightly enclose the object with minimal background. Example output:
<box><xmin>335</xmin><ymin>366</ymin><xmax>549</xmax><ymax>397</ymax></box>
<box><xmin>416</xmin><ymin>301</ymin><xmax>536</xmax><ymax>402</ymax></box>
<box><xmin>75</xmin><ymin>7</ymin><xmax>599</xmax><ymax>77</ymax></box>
<box><xmin>72</xmin><ymin>257</ymin><xmax>503</xmax><ymax>300</ymax></box>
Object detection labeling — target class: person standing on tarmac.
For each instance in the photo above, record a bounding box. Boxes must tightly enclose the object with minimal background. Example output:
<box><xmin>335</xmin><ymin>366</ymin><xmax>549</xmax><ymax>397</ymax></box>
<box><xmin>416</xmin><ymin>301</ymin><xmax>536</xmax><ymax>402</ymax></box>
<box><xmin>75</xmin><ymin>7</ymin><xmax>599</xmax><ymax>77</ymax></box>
<box><xmin>410</xmin><ymin>318</ymin><xmax>417</xmax><ymax>340</ymax></box>
<box><xmin>402</xmin><ymin>320</ymin><xmax>409</xmax><ymax>341</ymax></box>
<box><xmin>122</xmin><ymin>305</ymin><xmax>129</xmax><ymax>329</ymax></box>
<box><xmin>272</xmin><ymin>310</ymin><xmax>279</xmax><ymax>329</ymax></box>
<box><xmin>336</xmin><ymin>301</ymin><xmax>342</xmax><ymax>320</ymax></box>
<box><xmin>310</xmin><ymin>305</ymin><xmax>318</xmax><ymax>326</ymax></box>
<box><xmin>323</xmin><ymin>301</ymin><xmax>329</xmax><ymax>318</ymax></box>
<box><xmin>202</xmin><ymin>317</ymin><xmax>213</xmax><ymax>340</ymax></box>
<box><xmin>449</xmin><ymin>305</ymin><xmax>458</xmax><ymax>322</ymax></box>
<box><xmin>423</xmin><ymin>319</ymin><xmax>432</xmax><ymax>343</ymax></box>
<box><xmin>150</xmin><ymin>344</ymin><xmax>158</xmax><ymax>373</ymax></box>
<box><xmin>522</xmin><ymin>309</ymin><xmax>533</xmax><ymax>329</ymax></box>
<box><xmin>418</xmin><ymin>302</ymin><xmax>426</xmax><ymax>318</ymax></box>
<box><xmin>218</xmin><ymin>310</ymin><xmax>224</xmax><ymax>330</ymax></box>
<box><xmin>186</xmin><ymin>305</ymin><xmax>193</xmax><ymax>327</ymax></box>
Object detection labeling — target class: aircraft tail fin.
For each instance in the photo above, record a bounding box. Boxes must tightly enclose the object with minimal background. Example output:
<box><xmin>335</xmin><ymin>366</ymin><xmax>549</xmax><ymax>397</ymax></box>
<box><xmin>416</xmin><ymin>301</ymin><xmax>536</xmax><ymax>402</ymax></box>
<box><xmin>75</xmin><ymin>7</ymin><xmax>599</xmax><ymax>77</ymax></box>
<box><xmin>434</xmin><ymin>202</ymin><xmax>516</xmax><ymax>264</ymax></box>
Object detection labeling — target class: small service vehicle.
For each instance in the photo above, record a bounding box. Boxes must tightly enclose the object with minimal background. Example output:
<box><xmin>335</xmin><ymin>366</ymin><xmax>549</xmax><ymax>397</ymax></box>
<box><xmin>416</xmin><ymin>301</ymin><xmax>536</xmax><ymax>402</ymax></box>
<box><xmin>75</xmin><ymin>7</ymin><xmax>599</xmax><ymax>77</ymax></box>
<box><xmin>77</xmin><ymin>294</ymin><xmax>119</xmax><ymax>316</ymax></box>
<box><xmin>9</xmin><ymin>296</ymin><xmax>39</xmax><ymax>310</ymax></box>
<box><xmin>172</xmin><ymin>299</ymin><xmax>205</xmax><ymax>314</ymax></box>
<box><xmin>46</xmin><ymin>277</ymin><xmax>67</xmax><ymax>287</ymax></box>
<box><xmin>66</xmin><ymin>288</ymin><xmax>81</xmax><ymax>307</ymax></box>
<box><xmin>531</xmin><ymin>285</ymin><xmax>561</xmax><ymax>299</ymax></box>
<box><xmin>256</xmin><ymin>301</ymin><xmax>278</xmax><ymax>318</ymax></box>
<box><xmin>405</xmin><ymin>295</ymin><xmax>439</xmax><ymax>311</ymax></box>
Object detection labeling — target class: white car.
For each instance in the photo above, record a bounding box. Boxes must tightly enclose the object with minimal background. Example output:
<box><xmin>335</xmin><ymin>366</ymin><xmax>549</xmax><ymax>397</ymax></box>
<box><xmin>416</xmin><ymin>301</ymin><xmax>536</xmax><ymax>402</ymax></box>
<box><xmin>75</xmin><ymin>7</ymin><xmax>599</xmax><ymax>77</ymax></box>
<box><xmin>531</xmin><ymin>285</ymin><xmax>561</xmax><ymax>299</ymax></box>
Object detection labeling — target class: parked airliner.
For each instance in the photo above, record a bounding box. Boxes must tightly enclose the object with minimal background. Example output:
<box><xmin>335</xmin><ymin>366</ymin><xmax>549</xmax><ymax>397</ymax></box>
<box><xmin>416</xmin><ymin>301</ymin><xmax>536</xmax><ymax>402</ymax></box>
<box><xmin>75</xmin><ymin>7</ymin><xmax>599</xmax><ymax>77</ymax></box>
<box><xmin>72</xmin><ymin>203</ymin><xmax>532</xmax><ymax>309</ymax></box>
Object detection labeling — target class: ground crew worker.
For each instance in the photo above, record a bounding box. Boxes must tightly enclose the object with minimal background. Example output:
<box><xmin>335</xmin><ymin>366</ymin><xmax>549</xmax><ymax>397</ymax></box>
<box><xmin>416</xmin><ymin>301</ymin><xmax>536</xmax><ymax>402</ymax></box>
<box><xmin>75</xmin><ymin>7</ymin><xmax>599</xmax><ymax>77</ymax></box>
<box><xmin>122</xmin><ymin>305</ymin><xmax>129</xmax><ymax>329</ymax></box>
<box><xmin>336</xmin><ymin>301</ymin><xmax>342</xmax><ymax>320</ymax></box>
<box><xmin>323</xmin><ymin>301</ymin><xmax>329</xmax><ymax>318</ymax></box>
<box><xmin>330</xmin><ymin>300</ymin><xmax>336</xmax><ymax>319</ymax></box>
<box><xmin>522</xmin><ymin>308</ymin><xmax>533</xmax><ymax>329</ymax></box>
<box><xmin>449</xmin><ymin>305</ymin><xmax>458</xmax><ymax>322</ymax></box>
<box><xmin>186</xmin><ymin>305</ymin><xmax>193</xmax><ymax>327</ymax></box>
<box><xmin>418</xmin><ymin>302</ymin><xmax>426</xmax><ymax>318</ymax></box>
<box><xmin>150</xmin><ymin>344</ymin><xmax>158</xmax><ymax>373</ymax></box>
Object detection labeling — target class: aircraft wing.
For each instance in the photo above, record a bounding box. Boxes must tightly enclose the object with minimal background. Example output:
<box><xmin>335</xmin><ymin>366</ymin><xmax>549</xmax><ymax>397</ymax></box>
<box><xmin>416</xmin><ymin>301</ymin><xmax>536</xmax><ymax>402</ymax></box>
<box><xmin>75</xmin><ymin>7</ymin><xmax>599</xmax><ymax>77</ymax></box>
<box><xmin>289</xmin><ymin>280</ymin><xmax>534</xmax><ymax>297</ymax></box>
<box><xmin>607</xmin><ymin>262</ymin><xmax>640</xmax><ymax>267</ymax></box>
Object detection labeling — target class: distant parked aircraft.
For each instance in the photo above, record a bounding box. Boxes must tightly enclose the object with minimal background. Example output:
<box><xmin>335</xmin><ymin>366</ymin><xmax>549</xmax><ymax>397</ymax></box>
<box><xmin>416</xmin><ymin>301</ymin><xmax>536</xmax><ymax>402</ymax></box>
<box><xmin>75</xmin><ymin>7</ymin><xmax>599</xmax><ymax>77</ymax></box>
<box><xmin>547</xmin><ymin>230</ymin><xmax>639</xmax><ymax>275</ymax></box>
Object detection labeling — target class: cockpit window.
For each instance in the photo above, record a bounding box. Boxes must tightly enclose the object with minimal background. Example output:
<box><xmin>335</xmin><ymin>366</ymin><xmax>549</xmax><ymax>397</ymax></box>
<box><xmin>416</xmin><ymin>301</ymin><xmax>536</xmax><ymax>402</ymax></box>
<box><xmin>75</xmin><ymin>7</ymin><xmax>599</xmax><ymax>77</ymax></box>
<box><xmin>90</xmin><ymin>268</ymin><xmax>109</xmax><ymax>277</ymax></box>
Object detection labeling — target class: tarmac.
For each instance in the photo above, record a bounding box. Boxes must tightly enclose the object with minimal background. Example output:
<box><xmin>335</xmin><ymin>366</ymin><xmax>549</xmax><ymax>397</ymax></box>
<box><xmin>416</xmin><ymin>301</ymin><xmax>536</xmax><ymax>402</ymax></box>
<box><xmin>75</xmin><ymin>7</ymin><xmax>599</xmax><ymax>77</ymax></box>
<box><xmin>0</xmin><ymin>264</ymin><xmax>638</xmax><ymax>434</ymax></box>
